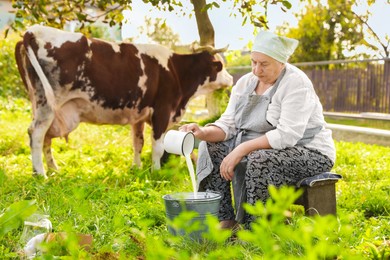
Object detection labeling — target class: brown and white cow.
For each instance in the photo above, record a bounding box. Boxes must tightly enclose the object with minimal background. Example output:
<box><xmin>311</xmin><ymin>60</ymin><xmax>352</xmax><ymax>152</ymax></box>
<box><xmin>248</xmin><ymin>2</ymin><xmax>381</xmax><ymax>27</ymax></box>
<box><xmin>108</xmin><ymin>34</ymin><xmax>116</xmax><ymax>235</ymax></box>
<box><xmin>15</xmin><ymin>25</ymin><xmax>233</xmax><ymax>178</ymax></box>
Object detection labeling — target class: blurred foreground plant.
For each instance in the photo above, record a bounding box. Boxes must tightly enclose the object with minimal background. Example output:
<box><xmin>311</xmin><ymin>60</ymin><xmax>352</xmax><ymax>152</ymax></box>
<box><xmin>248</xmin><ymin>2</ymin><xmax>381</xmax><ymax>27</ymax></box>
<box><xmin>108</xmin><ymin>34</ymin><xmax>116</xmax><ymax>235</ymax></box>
<box><xmin>0</xmin><ymin>200</ymin><xmax>37</xmax><ymax>236</ymax></box>
<box><xmin>138</xmin><ymin>185</ymin><xmax>363</xmax><ymax>259</ymax></box>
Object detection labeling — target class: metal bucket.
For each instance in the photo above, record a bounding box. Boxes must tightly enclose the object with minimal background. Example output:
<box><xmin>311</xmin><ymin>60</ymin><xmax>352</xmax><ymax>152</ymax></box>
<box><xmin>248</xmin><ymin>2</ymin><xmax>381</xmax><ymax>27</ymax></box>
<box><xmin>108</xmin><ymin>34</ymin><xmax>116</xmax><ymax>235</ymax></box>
<box><xmin>162</xmin><ymin>192</ymin><xmax>221</xmax><ymax>240</ymax></box>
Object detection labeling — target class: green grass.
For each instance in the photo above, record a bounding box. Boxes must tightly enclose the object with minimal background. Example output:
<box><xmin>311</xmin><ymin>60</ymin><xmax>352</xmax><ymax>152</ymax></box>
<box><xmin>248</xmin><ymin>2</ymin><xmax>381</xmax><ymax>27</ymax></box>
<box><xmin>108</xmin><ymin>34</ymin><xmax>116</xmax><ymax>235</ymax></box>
<box><xmin>1</xmin><ymin>97</ymin><xmax>389</xmax><ymax>259</ymax></box>
<box><xmin>325</xmin><ymin>117</ymin><xmax>390</xmax><ymax>130</ymax></box>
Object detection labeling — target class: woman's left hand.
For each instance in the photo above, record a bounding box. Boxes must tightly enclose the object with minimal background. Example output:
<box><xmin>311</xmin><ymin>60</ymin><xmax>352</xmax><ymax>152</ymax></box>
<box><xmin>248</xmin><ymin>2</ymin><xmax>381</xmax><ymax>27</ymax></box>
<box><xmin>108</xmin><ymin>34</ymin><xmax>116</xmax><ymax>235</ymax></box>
<box><xmin>220</xmin><ymin>136</ymin><xmax>269</xmax><ymax>181</ymax></box>
<box><xmin>220</xmin><ymin>147</ymin><xmax>246</xmax><ymax>181</ymax></box>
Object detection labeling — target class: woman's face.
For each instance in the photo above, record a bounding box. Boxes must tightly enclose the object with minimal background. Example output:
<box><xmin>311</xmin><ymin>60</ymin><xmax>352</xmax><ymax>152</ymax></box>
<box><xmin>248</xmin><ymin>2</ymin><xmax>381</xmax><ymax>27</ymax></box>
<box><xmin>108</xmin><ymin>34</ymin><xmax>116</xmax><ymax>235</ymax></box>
<box><xmin>251</xmin><ymin>52</ymin><xmax>284</xmax><ymax>84</ymax></box>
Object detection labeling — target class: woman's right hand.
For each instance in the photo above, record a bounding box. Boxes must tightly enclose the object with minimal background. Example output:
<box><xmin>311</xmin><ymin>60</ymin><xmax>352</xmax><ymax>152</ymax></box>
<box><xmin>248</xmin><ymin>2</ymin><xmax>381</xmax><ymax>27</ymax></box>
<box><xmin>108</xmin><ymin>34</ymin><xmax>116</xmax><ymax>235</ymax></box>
<box><xmin>179</xmin><ymin>123</ymin><xmax>205</xmax><ymax>139</ymax></box>
<box><xmin>180</xmin><ymin>123</ymin><xmax>226</xmax><ymax>142</ymax></box>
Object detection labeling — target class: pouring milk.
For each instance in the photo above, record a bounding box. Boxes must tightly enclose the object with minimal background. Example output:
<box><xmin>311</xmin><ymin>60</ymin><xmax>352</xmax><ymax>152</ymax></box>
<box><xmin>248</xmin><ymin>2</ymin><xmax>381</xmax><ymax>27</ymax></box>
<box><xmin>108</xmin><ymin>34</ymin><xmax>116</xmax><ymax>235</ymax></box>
<box><xmin>163</xmin><ymin>130</ymin><xmax>197</xmax><ymax>198</ymax></box>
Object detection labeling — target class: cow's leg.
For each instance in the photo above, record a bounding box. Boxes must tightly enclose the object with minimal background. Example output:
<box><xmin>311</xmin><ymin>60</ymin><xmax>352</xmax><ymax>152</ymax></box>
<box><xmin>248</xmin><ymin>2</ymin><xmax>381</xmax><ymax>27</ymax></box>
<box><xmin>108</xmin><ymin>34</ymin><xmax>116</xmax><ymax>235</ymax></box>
<box><xmin>132</xmin><ymin>121</ymin><xmax>145</xmax><ymax>167</ymax></box>
<box><xmin>160</xmin><ymin>150</ymin><xmax>170</xmax><ymax>166</ymax></box>
<box><xmin>43</xmin><ymin>136</ymin><xmax>58</xmax><ymax>171</ymax></box>
<box><xmin>28</xmin><ymin>107</ymin><xmax>55</xmax><ymax>178</ymax></box>
<box><xmin>152</xmin><ymin>134</ymin><xmax>165</xmax><ymax>170</ymax></box>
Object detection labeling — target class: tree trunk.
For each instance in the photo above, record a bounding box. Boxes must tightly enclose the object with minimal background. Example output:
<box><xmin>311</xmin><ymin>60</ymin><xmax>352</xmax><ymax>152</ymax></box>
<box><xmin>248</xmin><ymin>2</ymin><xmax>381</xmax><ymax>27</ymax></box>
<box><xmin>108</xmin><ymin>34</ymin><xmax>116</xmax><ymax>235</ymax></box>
<box><xmin>190</xmin><ymin>0</ymin><xmax>223</xmax><ymax>117</ymax></box>
<box><xmin>191</xmin><ymin>0</ymin><xmax>215</xmax><ymax>47</ymax></box>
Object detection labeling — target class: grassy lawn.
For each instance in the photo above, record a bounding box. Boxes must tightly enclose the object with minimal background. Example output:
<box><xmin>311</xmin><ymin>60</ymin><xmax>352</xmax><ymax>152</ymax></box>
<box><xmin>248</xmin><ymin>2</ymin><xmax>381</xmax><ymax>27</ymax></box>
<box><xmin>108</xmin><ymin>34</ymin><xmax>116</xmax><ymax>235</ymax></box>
<box><xmin>0</xmin><ymin>97</ymin><xmax>389</xmax><ymax>259</ymax></box>
<box><xmin>325</xmin><ymin>116</ymin><xmax>390</xmax><ymax>131</ymax></box>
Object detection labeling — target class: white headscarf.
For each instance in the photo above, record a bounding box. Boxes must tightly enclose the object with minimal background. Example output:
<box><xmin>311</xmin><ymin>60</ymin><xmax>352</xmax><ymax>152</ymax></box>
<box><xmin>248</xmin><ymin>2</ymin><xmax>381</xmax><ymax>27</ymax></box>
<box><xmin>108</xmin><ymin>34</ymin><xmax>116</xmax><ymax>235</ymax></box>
<box><xmin>252</xmin><ymin>31</ymin><xmax>299</xmax><ymax>63</ymax></box>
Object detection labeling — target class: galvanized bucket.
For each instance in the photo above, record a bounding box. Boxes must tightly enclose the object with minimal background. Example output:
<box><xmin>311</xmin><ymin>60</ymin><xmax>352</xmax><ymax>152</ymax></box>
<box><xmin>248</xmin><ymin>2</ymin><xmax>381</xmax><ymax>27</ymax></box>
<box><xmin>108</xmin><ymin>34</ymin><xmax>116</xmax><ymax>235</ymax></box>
<box><xmin>162</xmin><ymin>192</ymin><xmax>221</xmax><ymax>240</ymax></box>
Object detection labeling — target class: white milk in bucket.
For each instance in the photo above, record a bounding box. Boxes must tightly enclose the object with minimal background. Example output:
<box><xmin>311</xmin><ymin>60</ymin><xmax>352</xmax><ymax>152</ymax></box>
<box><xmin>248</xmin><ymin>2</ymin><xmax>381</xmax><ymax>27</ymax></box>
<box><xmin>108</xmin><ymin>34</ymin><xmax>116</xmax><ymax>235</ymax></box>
<box><xmin>162</xmin><ymin>192</ymin><xmax>221</xmax><ymax>240</ymax></box>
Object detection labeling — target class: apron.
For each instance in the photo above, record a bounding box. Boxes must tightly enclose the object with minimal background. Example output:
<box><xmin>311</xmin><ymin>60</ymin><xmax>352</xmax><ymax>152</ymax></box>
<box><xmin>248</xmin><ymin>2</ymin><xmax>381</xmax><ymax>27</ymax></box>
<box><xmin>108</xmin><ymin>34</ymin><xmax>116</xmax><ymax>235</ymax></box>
<box><xmin>197</xmin><ymin>69</ymin><xmax>322</xmax><ymax>222</ymax></box>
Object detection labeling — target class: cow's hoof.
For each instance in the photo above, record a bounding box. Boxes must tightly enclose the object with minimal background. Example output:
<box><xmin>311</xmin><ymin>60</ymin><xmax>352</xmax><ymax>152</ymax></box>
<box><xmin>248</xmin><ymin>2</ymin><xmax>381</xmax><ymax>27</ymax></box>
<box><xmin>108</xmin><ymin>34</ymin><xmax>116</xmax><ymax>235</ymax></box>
<box><xmin>33</xmin><ymin>173</ymin><xmax>48</xmax><ymax>179</ymax></box>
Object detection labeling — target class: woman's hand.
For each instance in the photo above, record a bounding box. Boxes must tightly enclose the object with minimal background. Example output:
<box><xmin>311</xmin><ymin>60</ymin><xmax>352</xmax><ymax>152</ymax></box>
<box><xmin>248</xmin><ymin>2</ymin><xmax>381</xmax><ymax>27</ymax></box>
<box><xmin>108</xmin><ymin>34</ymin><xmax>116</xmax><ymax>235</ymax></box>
<box><xmin>179</xmin><ymin>123</ymin><xmax>205</xmax><ymax>139</ymax></box>
<box><xmin>220</xmin><ymin>136</ymin><xmax>271</xmax><ymax>180</ymax></box>
<box><xmin>180</xmin><ymin>124</ymin><xmax>226</xmax><ymax>142</ymax></box>
<box><xmin>220</xmin><ymin>146</ymin><xmax>246</xmax><ymax>181</ymax></box>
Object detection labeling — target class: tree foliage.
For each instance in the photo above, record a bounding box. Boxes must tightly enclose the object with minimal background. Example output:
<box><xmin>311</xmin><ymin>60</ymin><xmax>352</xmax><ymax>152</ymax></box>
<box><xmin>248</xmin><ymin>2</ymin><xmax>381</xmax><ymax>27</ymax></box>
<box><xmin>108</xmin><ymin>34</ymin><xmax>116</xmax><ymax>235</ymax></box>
<box><xmin>281</xmin><ymin>0</ymin><xmax>366</xmax><ymax>63</ymax></box>
<box><xmin>279</xmin><ymin>0</ymin><xmax>388</xmax><ymax>61</ymax></box>
<box><xmin>140</xmin><ymin>17</ymin><xmax>181</xmax><ymax>49</ymax></box>
<box><xmin>9</xmin><ymin>0</ymin><xmax>293</xmax><ymax>41</ymax></box>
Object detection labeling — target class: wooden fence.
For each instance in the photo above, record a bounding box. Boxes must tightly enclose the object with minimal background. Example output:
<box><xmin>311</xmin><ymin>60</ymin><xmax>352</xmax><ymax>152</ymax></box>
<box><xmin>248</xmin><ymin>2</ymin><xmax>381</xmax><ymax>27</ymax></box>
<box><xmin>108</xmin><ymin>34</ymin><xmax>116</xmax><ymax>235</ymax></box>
<box><xmin>228</xmin><ymin>58</ymin><xmax>390</xmax><ymax>114</ymax></box>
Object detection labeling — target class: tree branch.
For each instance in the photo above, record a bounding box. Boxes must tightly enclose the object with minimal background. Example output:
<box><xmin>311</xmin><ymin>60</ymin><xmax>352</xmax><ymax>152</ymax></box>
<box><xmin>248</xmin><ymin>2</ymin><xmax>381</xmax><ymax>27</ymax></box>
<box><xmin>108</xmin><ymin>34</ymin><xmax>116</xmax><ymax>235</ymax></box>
<box><xmin>353</xmin><ymin>10</ymin><xmax>389</xmax><ymax>58</ymax></box>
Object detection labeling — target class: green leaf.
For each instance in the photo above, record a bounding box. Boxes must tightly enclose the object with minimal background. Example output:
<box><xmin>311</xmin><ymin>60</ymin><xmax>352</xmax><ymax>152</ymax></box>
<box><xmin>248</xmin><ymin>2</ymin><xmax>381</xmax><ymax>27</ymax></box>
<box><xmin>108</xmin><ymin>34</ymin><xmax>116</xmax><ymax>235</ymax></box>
<box><xmin>282</xmin><ymin>0</ymin><xmax>292</xmax><ymax>10</ymax></box>
<box><xmin>4</xmin><ymin>28</ymin><xmax>9</xmax><ymax>38</ymax></box>
<box><xmin>0</xmin><ymin>169</ymin><xmax>5</xmax><ymax>186</ymax></box>
<box><xmin>76</xmin><ymin>13</ymin><xmax>87</xmax><ymax>21</ymax></box>
<box><xmin>0</xmin><ymin>200</ymin><xmax>37</xmax><ymax>236</ymax></box>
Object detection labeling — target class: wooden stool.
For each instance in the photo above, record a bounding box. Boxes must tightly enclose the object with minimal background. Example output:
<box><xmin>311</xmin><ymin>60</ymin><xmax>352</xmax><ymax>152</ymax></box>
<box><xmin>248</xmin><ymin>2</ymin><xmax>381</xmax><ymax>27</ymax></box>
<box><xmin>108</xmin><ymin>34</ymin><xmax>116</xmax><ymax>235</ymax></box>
<box><xmin>294</xmin><ymin>172</ymin><xmax>342</xmax><ymax>216</ymax></box>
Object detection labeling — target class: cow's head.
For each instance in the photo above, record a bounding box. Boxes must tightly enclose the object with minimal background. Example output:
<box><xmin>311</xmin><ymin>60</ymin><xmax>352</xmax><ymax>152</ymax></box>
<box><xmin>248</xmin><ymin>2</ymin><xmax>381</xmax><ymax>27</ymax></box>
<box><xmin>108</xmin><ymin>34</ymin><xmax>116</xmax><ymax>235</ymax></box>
<box><xmin>192</xmin><ymin>45</ymin><xmax>233</xmax><ymax>97</ymax></box>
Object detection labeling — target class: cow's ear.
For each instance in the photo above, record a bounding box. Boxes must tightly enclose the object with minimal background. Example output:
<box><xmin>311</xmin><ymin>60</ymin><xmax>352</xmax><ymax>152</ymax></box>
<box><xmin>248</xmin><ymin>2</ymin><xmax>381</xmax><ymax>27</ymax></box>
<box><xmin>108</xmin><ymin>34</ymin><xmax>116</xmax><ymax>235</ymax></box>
<box><xmin>213</xmin><ymin>61</ymin><xmax>223</xmax><ymax>72</ymax></box>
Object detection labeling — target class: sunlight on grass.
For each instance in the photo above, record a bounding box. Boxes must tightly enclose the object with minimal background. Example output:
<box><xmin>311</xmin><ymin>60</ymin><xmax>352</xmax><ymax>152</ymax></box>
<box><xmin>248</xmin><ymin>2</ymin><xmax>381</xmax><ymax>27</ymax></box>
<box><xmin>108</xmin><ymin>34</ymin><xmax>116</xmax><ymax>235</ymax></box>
<box><xmin>0</xmin><ymin>96</ymin><xmax>389</xmax><ymax>258</ymax></box>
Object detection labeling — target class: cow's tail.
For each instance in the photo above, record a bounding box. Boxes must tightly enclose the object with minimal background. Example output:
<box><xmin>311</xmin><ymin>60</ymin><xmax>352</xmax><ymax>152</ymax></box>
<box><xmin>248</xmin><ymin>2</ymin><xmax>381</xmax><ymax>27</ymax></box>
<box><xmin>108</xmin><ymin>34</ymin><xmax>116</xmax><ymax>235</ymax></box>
<box><xmin>24</xmin><ymin>35</ymin><xmax>56</xmax><ymax>111</ymax></box>
<box><xmin>15</xmin><ymin>41</ymin><xmax>37</xmax><ymax>115</ymax></box>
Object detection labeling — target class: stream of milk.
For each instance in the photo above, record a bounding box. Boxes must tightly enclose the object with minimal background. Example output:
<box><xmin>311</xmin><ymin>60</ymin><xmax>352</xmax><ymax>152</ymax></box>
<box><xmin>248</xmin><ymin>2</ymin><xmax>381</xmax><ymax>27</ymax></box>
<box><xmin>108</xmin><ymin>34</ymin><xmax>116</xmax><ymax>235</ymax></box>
<box><xmin>184</xmin><ymin>152</ymin><xmax>198</xmax><ymax>199</ymax></box>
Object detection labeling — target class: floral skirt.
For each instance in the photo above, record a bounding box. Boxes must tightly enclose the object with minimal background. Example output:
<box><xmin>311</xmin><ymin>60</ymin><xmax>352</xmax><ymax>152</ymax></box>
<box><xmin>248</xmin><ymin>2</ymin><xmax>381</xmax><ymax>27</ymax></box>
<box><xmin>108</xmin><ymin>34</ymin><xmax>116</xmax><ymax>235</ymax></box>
<box><xmin>198</xmin><ymin>142</ymin><xmax>334</xmax><ymax>226</ymax></box>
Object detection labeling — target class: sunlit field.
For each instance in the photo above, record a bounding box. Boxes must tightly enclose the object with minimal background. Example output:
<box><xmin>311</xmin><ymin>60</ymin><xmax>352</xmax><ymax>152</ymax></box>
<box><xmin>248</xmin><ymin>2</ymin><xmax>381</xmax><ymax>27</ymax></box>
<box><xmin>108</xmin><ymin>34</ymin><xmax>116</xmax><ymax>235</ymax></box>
<box><xmin>0</xmin><ymin>97</ymin><xmax>389</xmax><ymax>259</ymax></box>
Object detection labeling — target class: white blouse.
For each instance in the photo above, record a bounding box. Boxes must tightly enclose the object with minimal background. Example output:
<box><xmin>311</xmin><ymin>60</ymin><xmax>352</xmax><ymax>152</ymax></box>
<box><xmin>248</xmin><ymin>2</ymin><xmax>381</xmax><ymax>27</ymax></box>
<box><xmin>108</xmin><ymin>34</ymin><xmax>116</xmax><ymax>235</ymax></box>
<box><xmin>213</xmin><ymin>63</ymin><xmax>336</xmax><ymax>163</ymax></box>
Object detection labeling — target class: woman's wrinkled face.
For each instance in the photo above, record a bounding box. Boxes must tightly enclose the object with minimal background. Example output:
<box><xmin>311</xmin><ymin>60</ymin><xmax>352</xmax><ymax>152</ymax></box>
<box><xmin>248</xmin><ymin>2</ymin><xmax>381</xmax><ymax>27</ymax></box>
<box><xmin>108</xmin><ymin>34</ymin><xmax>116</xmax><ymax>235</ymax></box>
<box><xmin>251</xmin><ymin>52</ymin><xmax>285</xmax><ymax>84</ymax></box>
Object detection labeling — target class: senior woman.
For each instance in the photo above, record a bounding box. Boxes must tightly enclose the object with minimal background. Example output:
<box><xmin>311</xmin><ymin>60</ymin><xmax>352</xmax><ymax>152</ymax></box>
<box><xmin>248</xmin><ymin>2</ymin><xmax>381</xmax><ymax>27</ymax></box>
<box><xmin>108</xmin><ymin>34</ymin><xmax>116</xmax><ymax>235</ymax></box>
<box><xmin>180</xmin><ymin>31</ymin><xmax>336</xmax><ymax>229</ymax></box>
